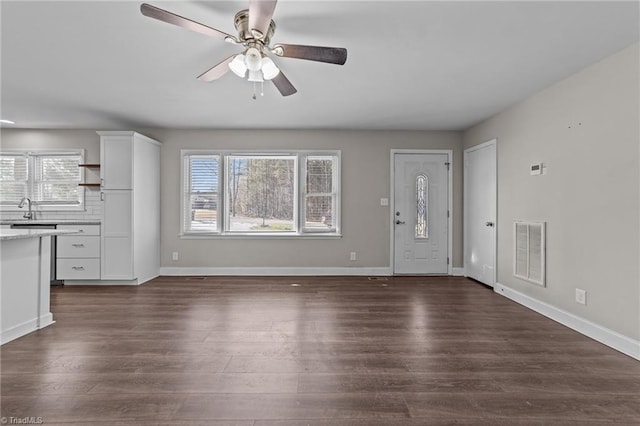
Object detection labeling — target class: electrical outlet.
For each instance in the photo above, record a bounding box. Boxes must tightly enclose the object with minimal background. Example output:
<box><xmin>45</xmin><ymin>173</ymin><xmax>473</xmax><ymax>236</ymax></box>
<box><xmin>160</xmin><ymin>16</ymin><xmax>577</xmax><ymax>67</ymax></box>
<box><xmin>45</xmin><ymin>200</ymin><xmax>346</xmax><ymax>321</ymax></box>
<box><xmin>575</xmin><ymin>288</ymin><xmax>586</xmax><ymax>305</ymax></box>
<box><xmin>350</xmin><ymin>252</ymin><xmax>357</xmax><ymax>261</ymax></box>
<box><xmin>380</xmin><ymin>198</ymin><xmax>389</xmax><ymax>206</ymax></box>
<box><xmin>172</xmin><ymin>251</ymin><xmax>179</xmax><ymax>261</ymax></box>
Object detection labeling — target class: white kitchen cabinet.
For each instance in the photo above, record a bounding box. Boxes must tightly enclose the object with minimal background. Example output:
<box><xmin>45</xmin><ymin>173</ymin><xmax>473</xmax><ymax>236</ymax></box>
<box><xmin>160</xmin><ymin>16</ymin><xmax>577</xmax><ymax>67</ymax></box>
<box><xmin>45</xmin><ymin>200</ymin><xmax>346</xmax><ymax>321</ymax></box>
<box><xmin>98</xmin><ymin>131</ymin><xmax>161</xmax><ymax>284</ymax></box>
<box><xmin>100</xmin><ymin>134</ymin><xmax>133</xmax><ymax>190</ymax></box>
<box><xmin>56</xmin><ymin>224</ymin><xmax>101</xmax><ymax>280</ymax></box>
<box><xmin>101</xmin><ymin>190</ymin><xmax>133</xmax><ymax>280</ymax></box>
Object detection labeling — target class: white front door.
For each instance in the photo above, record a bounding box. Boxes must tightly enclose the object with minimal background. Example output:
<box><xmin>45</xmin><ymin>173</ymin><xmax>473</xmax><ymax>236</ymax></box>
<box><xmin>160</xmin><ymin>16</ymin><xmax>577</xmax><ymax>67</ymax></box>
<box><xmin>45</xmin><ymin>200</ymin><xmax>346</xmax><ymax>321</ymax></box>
<box><xmin>464</xmin><ymin>140</ymin><xmax>497</xmax><ymax>286</ymax></box>
<box><xmin>393</xmin><ymin>153</ymin><xmax>449</xmax><ymax>274</ymax></box>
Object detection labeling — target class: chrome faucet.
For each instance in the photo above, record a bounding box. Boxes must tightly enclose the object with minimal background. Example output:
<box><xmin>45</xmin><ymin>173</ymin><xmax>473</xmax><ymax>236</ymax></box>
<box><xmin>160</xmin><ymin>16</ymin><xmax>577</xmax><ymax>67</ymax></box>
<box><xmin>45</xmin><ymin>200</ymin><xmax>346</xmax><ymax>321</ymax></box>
<box><xmin>18</xmin><ymin>197</ymin><xmax>34</xmax><ymax>220</ymax></box>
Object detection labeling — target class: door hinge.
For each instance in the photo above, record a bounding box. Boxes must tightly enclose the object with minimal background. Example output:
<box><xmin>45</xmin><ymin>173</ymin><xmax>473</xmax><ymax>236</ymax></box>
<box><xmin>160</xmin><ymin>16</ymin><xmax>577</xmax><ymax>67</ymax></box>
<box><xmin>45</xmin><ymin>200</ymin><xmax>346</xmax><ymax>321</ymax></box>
<box><xmin>447</xmin><ymin>210</ymin><xmax>450</xmax><ymax>218</ymax></box>
<box><xmin>445</xmin><ymin>162</ymin><xmax>451</xmax><ymax>170</ymax></box>
<box><xmin>447</xmin><ymin>257</ymin><xmax>450</xmax><ymax>265</ymax></box>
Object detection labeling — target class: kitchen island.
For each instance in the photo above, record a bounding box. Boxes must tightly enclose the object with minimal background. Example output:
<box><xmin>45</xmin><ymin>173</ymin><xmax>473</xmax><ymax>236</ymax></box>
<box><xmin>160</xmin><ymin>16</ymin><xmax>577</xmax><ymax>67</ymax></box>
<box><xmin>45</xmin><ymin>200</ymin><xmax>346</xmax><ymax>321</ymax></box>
<box><xmin>1</xmin><ymin>228</ymin><xmax>77</xmax><ymax>344</ymax></box>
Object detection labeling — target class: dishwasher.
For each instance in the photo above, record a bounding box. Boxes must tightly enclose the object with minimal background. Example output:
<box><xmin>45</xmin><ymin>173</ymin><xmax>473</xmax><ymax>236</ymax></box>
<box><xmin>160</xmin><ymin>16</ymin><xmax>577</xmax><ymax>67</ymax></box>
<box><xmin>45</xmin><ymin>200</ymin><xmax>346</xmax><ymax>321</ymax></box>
<box><xmin>10</xmin><ymin>223</ymin><xmax>64</xmax><ymax>285</ymax></box>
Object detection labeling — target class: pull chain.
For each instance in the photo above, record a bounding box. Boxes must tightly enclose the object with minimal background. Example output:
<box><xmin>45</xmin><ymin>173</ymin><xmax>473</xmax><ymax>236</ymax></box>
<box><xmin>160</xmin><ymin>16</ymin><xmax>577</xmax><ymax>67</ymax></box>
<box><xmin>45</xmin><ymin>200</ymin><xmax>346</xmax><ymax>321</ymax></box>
<box><xmin>252</xmin><ymin>82</ymin><xmax>257</xmax><ymax>100</ymax></box>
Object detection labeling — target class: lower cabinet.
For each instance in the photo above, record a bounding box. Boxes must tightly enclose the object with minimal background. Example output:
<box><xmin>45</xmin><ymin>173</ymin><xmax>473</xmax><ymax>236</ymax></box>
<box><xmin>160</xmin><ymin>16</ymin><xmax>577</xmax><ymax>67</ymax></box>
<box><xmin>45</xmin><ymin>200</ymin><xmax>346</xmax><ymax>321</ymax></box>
<box><xmin>101</xmin><ymin>190</ymin><xmax>134</xmax><ymax>280</ymax></box>
<box><xmin>56</xmin><ymin>224</ymin><xmax>100</xmax><ymax>280</ymax></box>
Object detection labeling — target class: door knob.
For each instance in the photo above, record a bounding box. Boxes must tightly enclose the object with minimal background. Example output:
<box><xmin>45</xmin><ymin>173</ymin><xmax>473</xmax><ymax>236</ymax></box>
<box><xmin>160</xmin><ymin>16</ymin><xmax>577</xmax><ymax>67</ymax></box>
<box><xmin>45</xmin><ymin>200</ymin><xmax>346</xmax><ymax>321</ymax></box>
<box><xmin>485</xmin><ymin>222</ymin><xmax>495</xmax><ymax>227</ymax></box>
<box><xmin>396</xmin><ymin>220</ymin><xmax>406</xmax><ymax>225</ymax></box>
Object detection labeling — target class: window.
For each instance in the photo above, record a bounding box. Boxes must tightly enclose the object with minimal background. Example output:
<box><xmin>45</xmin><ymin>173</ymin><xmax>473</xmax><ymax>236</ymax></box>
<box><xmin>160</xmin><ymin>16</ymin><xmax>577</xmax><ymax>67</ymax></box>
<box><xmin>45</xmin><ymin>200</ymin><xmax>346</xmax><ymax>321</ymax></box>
<box><xmin>0</xmin><ymin>151</ymin><xmax>83</xmax><ymax>209</ymax></box>
<box><xmin>183</xmin><ymin>154</ymin><xmax>220</xmax><ymax>232</ymax></box>
<box><xmin>226</xmin><ymin>155</ymin><xmax>296</xmax><ymax>233</ymax></box>
<box><xmin>415</xmin><ymin>174</ymin><xmax>428</xmax><ymax>238</ymax></box>
<box><xmin>304</xmin><ymin>156</ymin><xmax>338</xmax><ymax>231</ymax></box>
<box><xmin>182</xmin><ymin>150</ymin><xmax>340</xmax><ymax>236</ymax></box>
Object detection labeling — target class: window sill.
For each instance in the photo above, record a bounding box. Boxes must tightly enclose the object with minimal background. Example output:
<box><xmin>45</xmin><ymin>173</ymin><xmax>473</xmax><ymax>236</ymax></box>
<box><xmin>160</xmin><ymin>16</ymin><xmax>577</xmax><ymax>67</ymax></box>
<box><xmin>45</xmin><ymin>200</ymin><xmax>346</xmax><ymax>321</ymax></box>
<box><xmin>179</xmin><ymin>233</ymin><xmax>342</xmax><ymax>240</ymax></box>
<box><xmin>1</xmin><ymin>206</ymin><xmax>85</xmax><ymax>213</ymax></box>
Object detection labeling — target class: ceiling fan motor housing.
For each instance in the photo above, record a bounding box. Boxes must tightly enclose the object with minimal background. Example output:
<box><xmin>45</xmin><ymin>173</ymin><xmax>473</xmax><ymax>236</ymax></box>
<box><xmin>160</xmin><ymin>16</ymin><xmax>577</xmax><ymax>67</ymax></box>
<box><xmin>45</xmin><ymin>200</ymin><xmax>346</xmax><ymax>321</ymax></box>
<box><xmin>234</xmin><ymin>9</ymin><xmax>276</xmax><ymax>46</ymax></box>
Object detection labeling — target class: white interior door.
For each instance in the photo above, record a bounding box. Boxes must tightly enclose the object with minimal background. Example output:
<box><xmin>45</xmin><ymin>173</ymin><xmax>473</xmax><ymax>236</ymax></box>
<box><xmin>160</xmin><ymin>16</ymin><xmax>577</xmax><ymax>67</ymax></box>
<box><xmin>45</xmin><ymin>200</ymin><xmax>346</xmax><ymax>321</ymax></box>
<box><xmin>393</xmin><ymin>153</ymin><xmax>449</xmax><ymax>274</ymax></box>
<box><xmin>464</xmin><ymin>140</ymin><xmax>497</xmax><ymax>286</ymax></box>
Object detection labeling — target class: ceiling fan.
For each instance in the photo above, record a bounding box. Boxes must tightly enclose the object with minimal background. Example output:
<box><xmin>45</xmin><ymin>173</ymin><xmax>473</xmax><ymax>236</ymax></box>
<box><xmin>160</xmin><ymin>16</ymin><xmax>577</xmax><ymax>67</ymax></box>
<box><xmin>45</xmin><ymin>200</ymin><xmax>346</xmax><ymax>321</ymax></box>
<box><xmin>140</xmin><ymin>1</ymin><xmax>348</xmax><ymax>98</ymax></box>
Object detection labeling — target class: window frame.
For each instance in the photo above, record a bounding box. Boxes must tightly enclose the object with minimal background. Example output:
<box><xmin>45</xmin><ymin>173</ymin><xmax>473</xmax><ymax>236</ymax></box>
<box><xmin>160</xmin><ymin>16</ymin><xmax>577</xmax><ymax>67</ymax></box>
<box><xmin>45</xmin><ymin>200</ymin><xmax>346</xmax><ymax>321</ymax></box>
<box><xmin>301</xmin><ymin>154</ymin><xmax>340</xmax><ymax>234</ymax></box>
<box><xmin>180</xmin><ymin>149</ymin><xmax>341</xmax><ymax>238</ymax></box>
<box><xmin>182</xmin><ymin>152</ymin><xmax>221</xmax><ymax>234</ymax></box>
<box><xmin>0</xmin><ymin>149</ymin><xmax>85</xmax><ymax>211</ymax></box>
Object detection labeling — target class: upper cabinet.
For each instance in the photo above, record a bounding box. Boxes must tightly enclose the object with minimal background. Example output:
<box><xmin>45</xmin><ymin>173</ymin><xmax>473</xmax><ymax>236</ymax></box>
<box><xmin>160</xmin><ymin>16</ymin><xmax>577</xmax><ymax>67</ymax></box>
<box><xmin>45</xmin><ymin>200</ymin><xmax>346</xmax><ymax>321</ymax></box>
<box><xmin>98</xmin><ymin>131</ymin><xmax>161</xmax><ymax>190</ymax></box>
<box><xmin>99</xmin><ymin>132</ymin><xmax>133</xmax><ymax>189</ymax></box>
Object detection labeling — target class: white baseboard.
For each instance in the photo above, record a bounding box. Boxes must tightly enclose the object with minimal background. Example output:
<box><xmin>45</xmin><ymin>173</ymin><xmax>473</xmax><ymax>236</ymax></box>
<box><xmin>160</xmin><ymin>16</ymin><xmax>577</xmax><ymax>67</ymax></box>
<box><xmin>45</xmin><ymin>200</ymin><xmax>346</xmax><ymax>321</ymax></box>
<box><xmin>63</xmin><ymin>279</ymin><xmax>140</xmax><ymax>286</ymax></box>
<box><xmin>495</xmin><ymin>282</ymin><xmax>640</xmax><ymax>361</ymax></box>
<box><xmin>159</xmin><ymin>266</ymin><xmax>393</xmax><ymax>276</ymax></box>
<box><xmin>452</xmin><ymin>267</ymin><xmax>465</xmax><ymax>276</ymax></box>
<box><xmin>62</xmin><ymin>275</ymin><xmax>159</xmax><ymax>286</ymax></box>
<box><xmin>1</xmin><ymin>314</ymin><xmax>54</xmax><ymax>345</ymax></box>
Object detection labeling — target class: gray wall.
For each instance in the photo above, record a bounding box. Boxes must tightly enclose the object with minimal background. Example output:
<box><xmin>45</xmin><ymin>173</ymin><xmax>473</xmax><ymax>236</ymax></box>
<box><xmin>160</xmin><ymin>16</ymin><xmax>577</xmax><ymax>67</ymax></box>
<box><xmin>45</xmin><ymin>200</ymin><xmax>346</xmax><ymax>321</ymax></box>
<box><xmin>0</xmin><ymin>128</ymin><xmax>464</xmax><ymax>270</ymax></box>
<box><xmin>463</xmin><ymin>43</ymin><xmax>639</xmax><ymax>340</ymax></box>
<box><xmin>0</xmin><ymin>129</ymin><xmax>101</xmax><ymax>162</ymax></box>
<box><xmin>145</xmin><ymin>129</ymin><xmax>463</xmax><ymax>270</ymax></box>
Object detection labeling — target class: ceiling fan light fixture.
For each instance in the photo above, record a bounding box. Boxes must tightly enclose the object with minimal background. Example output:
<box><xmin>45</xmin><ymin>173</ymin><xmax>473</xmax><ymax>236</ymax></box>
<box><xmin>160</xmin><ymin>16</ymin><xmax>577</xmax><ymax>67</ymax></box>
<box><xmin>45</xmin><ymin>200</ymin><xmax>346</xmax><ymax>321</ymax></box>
<box><xmin>244</xmin><ymin>47</ymin><xmax>263</xmax><ymax>72</ymax></box>
<box><xmin>248</xmin><ymin>69</ymin><xmax>264</xmax><ymax>83</ymax></box>
<box><xmin>261</xmin><ymin>57</ymin><xmax>280</xmax><ymax>80</ymax></box>
<box><xmin>229</xmin><ymin>54</ymin><xmax>247</xmax><ymax>77</ymax></box>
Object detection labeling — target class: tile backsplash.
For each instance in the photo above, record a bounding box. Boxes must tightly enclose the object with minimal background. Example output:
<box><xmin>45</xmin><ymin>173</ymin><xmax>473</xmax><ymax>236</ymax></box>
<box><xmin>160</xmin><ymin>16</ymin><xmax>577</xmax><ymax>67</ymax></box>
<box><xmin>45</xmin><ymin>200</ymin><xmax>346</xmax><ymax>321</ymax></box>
<box><xmin>1</xmin><ymin>189</ymin><xmax>103</xmax><ymax>222</ymax></box>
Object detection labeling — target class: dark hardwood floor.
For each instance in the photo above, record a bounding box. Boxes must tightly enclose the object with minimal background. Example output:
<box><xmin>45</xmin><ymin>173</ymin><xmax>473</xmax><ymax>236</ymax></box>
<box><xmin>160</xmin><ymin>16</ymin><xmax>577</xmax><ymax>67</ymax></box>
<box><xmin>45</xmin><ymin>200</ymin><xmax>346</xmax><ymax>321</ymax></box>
<box><xmin>1</xmin><ymin>276</ymin><xmax>639</xmax><ymax>425</ymax></box>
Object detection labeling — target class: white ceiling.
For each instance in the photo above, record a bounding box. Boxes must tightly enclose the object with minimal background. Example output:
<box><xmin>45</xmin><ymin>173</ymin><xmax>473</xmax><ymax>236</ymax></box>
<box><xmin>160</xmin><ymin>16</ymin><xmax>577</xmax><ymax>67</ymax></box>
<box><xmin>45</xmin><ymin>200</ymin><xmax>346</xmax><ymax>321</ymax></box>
<box><xmin>1</xmin><ymin>1</ymin><xmax>638</xmax><ymax>131</ymax></box>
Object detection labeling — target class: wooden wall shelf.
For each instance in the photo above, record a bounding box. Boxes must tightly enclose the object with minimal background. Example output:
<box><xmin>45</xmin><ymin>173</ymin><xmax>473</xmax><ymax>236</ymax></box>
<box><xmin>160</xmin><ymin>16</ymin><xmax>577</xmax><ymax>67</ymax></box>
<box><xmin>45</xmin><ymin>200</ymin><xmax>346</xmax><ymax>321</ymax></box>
<box><xmin>79</xmin><ymin>164</ymin><xmax>101</xmax><ymax>187</ymax></box>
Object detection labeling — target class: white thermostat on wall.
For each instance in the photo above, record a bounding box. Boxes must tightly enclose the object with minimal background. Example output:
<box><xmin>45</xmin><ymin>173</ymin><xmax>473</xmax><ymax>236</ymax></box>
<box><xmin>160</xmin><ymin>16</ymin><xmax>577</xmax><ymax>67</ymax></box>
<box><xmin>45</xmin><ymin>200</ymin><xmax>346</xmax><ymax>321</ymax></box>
<box><xmin>530</xmin><ymin>163</ymin><xmax>543</xmax><ymax>176</ymax></box>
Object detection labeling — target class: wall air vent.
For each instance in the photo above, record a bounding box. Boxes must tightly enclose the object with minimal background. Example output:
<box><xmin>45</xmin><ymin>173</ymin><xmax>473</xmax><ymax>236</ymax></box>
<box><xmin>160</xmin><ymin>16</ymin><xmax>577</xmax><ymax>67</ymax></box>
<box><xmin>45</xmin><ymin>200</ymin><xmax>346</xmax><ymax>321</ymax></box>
<box><xmin>514</xmin><ymin>221</ymin><xmax>546</xmax><ymax>286</ymax></box>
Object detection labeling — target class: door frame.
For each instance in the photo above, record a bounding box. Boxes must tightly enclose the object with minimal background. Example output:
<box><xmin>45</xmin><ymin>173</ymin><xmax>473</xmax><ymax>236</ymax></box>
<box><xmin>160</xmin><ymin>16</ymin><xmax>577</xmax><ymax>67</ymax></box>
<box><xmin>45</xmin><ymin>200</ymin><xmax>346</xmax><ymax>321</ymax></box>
<box><xmin>463</xmin><ymin>139</ymin><xmax>497</xmax><ymax>285</ymax></box>
<box><xmin>390</xmin><ymin>149</ymin><xmax>453</xmax><ymax>275</ymax></box>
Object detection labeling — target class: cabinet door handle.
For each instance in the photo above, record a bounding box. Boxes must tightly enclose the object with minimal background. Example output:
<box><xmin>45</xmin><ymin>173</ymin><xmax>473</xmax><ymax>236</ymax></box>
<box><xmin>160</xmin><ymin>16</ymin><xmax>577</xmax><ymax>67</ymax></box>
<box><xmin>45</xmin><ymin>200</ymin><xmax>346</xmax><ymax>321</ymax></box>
<box><xmin>71</xmin><ymin>266</ymin><xmax>85</xmax><ymax>270</ymax></box>
<box><xmin>72</xmin><ymin>244</ymin><xmax>85</xmax><ymax>248</ymax></box>
<box><xmin>100</xmin><ymin>192</ymin><xmax>105</xmax><ymax>201</ymax></box>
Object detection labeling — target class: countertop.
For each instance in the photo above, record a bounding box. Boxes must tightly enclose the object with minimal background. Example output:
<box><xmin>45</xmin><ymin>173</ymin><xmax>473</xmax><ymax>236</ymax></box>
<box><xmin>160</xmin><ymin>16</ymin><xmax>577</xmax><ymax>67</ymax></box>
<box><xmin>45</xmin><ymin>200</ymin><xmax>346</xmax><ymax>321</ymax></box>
<box><xmin>0</xmin><ymin>228</ymin><xmax>79</xmax><ymax>241</ymax></box>
<box><xmin>0</xmin><ymin>219</ymin><xmax>101</xmax><ymax>225</ymax></box>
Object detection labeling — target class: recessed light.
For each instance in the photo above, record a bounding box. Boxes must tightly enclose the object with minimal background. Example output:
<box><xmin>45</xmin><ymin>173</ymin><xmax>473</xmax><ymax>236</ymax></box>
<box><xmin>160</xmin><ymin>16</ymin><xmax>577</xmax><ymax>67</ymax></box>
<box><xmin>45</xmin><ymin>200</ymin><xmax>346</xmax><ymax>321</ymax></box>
<box><xmin>0</xmin><ymin>119</ymin><xmax>15</xmax><ymax>125</ymax></box>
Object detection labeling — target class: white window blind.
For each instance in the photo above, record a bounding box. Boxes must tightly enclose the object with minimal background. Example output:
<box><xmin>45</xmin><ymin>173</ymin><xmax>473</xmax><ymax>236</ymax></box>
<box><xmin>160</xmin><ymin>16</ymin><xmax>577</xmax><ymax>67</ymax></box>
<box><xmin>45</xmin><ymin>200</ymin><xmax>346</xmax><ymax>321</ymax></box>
<box><xmin>0</xmin><ymin>151</ymin><xmax>82</xmax><ymax>207</ymax></box>
<box><xmin>0</xmin><ymin>154</ymin><xmax>28</xmax><ymax>205</ymax></box>
<box><xmin>35</xmin><ymin>154</ymin><xmax>82</xmax><ymax>204</ymax></box>
<box><xmin>183</xmin><ymin>154</ymin><xmax>220</xmax><ymax>233</ymax></box>
<box><xmin>303</xmin><ymin>155</ymin><xmax>338</xmax><ymax>232</ymax></box>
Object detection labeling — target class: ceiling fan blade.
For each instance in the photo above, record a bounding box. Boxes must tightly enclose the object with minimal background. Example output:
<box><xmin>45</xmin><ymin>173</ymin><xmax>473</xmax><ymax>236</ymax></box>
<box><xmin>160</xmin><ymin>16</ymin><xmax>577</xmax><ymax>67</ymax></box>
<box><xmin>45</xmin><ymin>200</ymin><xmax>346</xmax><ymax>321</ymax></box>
<box><xmin>273</xmin><ymin>44</ymin><xmax>347</xmax><ymax>65</ymax></box>
<box><xmin>248</xmin><ymin>0</ymin><xmax>277</xmax><ymax>39</ymax></box>
<box><xmin>271</xmin><ymin>71</ymin><xmax>297</xmax><ymax>96</ymax></box>
<box><xmin>140</xmin><ymin>3</ymin><xmax>232</xmax><ymax>40</ymax></box>
<box><xmin>196</xmin><ymin>55</ymin><xmax>235</xmax><ymax>82</ymax></box>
